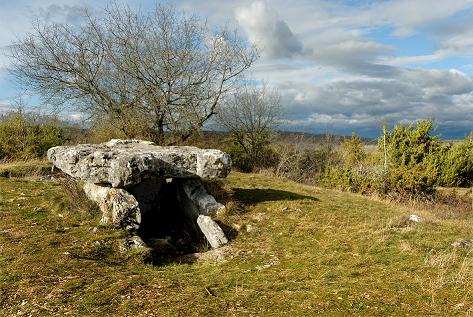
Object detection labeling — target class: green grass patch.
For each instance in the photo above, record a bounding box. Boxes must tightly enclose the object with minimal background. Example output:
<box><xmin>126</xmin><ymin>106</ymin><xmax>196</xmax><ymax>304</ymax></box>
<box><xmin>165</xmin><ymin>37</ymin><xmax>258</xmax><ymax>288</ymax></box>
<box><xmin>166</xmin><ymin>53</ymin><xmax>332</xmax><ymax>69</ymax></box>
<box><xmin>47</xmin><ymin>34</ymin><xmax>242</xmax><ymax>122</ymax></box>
<box><xmin>1</xmin><ymin>171</ymin><xmax>473</xmax><ymax>315</ymax></box>
<box><xmin>0</xmin><ymin>159</ymin><xmax>53</xmax><ymax>178</ymax></box>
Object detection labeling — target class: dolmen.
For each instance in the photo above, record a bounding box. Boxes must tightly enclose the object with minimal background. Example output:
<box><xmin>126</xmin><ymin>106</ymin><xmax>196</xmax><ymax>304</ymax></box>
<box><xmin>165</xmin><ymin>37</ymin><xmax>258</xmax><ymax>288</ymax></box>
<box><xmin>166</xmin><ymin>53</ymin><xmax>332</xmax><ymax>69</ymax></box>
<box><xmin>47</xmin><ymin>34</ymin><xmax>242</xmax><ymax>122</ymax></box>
<box><xmin>47</xmin><ymin>139</ymin><xmax>231</xmax><ymax>250</ymax></box>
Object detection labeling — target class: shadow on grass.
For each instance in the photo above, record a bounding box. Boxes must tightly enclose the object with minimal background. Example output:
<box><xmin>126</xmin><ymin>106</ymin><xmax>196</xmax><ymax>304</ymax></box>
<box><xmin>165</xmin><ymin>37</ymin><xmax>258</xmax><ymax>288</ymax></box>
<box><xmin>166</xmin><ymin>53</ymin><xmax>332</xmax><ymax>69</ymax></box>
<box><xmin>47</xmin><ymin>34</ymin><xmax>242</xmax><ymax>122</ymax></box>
<box><xmin>233</xmin><ymin>188</ymin><xmax>319</xmax><ymax>205</ymax></box>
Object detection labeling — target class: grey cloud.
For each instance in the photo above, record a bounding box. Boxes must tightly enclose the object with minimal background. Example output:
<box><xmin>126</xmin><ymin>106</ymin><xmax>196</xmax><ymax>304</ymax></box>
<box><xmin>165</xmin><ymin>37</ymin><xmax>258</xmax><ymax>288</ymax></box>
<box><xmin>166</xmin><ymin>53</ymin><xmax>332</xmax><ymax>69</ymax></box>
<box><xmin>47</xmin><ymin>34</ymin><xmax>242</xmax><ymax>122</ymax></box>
<box><xmin>369</xmin><ymin>0</ymin><xmax>473</xmax><ymax>37</ymax></box>
<box><xmin>38</xmin><ymin>4</ymin><xmax>89</xmax><ymax>25</ymax></box>
<box><xmin>300</xmin><ymin>26</ymin><xmax>396</xmax><ymax>77</ymax></box>
<box><xmin>236</xmin><ymin>1</ymin><xmax>304</xmax><ymax>58</ymax></box>
<box><xmin>236</xmin><ymin>2</ymin><xmax>396</xmax><ymax>77</ymax></box>
<box><xmin>278</xmin><ymin>68</ymin><xmax>473</xmax><ymax>138</ymax></box>
<box><xmin>438</xmin><ymin>27</ymin><xmax>473</xmax><ymax>56</ymax></box>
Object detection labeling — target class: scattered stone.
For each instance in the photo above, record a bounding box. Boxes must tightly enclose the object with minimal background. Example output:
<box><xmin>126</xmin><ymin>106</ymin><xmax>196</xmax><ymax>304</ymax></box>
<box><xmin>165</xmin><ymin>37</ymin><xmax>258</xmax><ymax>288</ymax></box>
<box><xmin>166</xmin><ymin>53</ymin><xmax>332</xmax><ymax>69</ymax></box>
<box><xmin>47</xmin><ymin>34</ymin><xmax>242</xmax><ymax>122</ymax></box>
<box><xmin>177</xmin><ymin>246</ymin><xmax>237</xmax><ymax>264</ymax></box>
<box><xmin>123</xmin><ymin>235</ymin><xmax>147</xmax><ymax>250</ymax></box>
<box><xmin>451</xmin><ymin>239</ymin><xmax>473</xmax><ymax>249</ymax></box>
<box><xmin>408</xmin><ymin>214</ymin><xmax>423</xmax><ymax>223</ymax></box>
<box><xmin>246</xmin><ymin>224</ymin><xmax>254</xmax><ymax>233</ymax></box>
<box><xmin>281</xmin><ymin>207</ymin><xmax>302</xmax><ymax>212</ymax></box>
<box><xmin>256</xmin><ymin>255</ymin><xmax>280</xmax><ymax>270</ymax></box>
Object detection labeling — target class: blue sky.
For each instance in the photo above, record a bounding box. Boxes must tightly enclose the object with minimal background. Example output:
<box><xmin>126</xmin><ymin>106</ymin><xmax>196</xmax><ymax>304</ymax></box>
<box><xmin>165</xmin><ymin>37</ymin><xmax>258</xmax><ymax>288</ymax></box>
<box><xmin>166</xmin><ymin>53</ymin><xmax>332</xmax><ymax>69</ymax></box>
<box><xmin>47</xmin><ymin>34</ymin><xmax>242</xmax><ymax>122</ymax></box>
<box><xmin>1</xmin><ymin>0</ymin><xmax>473</xmax><ymax>138</ymax></box>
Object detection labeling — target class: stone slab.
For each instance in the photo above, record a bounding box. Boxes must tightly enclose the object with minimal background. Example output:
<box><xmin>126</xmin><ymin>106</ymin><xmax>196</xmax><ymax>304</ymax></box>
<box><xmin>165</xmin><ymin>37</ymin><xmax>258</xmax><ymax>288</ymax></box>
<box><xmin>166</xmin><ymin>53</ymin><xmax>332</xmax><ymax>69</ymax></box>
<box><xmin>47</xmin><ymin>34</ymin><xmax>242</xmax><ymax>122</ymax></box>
<box><xmin>197</xmin><ymin>215</ymin><xmax>228</xmax><ymax>249</ymax></box>
<box><xmin>48</xmin><ymin>139</ymin><xmax>231</xmax><ymax>187</ymax></box>
<box><xmin>83</xmin><ymin>182</ymin><xmax>141</xmax><ymax>230</ymax></box>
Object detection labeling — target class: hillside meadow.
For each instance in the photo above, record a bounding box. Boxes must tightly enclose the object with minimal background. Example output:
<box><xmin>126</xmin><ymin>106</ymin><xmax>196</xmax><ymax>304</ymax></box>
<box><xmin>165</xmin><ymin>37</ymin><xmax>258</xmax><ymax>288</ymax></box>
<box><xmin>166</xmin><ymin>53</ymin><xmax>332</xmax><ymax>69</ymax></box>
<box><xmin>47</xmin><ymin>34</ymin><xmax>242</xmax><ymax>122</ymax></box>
<box><xmin>1</xmin><ymin>162</ymin><xmax>473</xmax><ymax>316</ymax></box>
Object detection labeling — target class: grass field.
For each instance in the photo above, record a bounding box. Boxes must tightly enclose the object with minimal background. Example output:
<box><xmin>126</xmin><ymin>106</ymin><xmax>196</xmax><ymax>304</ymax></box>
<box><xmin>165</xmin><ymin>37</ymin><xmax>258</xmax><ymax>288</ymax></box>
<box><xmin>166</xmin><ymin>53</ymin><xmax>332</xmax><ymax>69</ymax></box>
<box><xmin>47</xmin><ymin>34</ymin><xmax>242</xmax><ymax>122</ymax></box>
<box><xmin>1</xmin><ymin>163</ymin><xmax>473</xmax><ymax>316</ymax></box>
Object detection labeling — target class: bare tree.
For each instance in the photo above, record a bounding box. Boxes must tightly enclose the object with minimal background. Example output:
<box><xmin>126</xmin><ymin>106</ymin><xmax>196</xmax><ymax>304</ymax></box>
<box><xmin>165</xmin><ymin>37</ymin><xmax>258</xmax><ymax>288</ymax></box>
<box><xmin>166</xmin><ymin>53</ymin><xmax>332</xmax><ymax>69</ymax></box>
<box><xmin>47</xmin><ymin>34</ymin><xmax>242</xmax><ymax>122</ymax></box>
<box><xmin>217</xmin><ymin>83</ymin><xmax>280</xmax><ymax>171</ymax></box>
<box><xmin>8</xmin><ymin>4</ymin><xmax>258</xmax><ymax>144</ymax></box>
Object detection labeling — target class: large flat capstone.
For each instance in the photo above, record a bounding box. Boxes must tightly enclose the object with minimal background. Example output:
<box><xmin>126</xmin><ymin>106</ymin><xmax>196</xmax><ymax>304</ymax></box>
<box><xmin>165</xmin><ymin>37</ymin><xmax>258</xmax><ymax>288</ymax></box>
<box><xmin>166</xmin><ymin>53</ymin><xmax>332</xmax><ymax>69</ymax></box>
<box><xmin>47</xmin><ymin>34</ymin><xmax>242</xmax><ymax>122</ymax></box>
<box><xmin>47</xmin><ymin>139</ymin><xmax>231</xmax><ymax>188</ymax></box>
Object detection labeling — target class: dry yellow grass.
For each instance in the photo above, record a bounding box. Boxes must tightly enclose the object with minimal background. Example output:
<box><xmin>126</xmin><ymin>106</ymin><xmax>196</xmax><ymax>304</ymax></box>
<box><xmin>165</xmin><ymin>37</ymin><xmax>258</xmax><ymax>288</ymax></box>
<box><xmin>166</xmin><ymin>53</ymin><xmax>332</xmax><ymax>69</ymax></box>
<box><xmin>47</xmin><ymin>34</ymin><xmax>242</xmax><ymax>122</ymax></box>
<box><xmin>1</xmin><ymin>163</ymin><xmax>473</xmax><ymax>316</ymax></box>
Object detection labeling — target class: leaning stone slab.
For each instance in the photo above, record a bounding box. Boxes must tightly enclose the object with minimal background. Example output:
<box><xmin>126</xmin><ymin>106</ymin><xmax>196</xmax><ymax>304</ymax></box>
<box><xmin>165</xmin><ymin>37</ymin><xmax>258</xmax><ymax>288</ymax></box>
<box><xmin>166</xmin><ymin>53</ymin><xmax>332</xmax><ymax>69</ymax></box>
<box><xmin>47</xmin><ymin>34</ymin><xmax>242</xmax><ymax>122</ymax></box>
<box><xmin>180</xmin><ymin>179</ymin><xmax>226</xmax><ymax>216</ymax></box>
<box><xmin>176</xmin><ymin>179</ymin><xmax>228</xmax><ymax>248</ymax></box>
<box><xmin>197</xmin><ymin>215</ymin><xmax>228</xmax><ymax>249</ymax></box>
<box><xmin>83</xmin><ymin>182</ymin><xmax>141</xmax><ymax>231</ymax></box>
<box><xmin>48</xmin><ymin>139</ymin><xmax>231</xmax><ymax>187</ymax></box>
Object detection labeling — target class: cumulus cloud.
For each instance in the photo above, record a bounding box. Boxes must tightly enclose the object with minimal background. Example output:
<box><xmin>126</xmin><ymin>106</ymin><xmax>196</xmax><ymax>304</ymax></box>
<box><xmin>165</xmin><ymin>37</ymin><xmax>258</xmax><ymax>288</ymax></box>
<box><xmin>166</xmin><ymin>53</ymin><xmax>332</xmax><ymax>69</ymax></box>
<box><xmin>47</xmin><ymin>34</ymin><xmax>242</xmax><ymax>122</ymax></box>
<box><xmin>303</xmin><ymin>27</ymin><xmax>396</xmax><ymax>76</ymax></box>
<box><xmin>236</xmin><ymin>1</ymin><xmax>304</xmax><ymax>58</ymax></box>
<box><xmin>236</xmin><ymin>1</ymin><xmax>395</xmax><ymax>76</ymax></box>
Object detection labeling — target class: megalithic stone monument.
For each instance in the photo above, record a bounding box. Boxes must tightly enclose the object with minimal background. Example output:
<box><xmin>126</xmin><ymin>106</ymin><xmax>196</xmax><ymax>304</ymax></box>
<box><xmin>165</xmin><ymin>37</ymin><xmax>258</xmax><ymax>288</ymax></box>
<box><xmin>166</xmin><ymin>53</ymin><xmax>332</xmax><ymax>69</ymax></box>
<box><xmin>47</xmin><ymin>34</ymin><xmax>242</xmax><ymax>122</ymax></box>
<box><xmin>47</xmin><ymin>139</ymin><xmax>231</xmax><ymax>249</ymax></box>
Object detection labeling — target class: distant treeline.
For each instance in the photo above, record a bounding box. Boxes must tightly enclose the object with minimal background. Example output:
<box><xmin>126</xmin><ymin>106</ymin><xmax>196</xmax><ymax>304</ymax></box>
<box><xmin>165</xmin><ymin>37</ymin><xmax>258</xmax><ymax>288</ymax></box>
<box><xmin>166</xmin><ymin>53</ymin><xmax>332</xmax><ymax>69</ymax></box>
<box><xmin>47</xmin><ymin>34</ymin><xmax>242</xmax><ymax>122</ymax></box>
<box><xmin>1</xmin><ymin>111</ymin><xmax>471</xmax><ymax>200</ymax></box>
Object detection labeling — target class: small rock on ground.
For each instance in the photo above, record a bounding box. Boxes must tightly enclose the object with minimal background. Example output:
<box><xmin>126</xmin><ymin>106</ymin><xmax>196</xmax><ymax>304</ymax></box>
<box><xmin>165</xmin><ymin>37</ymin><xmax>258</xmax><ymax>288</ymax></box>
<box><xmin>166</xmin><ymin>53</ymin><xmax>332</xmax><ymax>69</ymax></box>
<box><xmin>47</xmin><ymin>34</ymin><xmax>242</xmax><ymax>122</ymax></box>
<box><xmin>177</xmin><ymin>246</ymin><xmax>237</xmax><ymax>264</ymax></box>
<box><xmin>451</xmin><ymin>239</ymin><xmax>473</xmax><ymax>249</ymax></box>
<box><xmin>408</xmin><ymin>214</ymin><xmax>423</xmax><ymax>223</ymax></box>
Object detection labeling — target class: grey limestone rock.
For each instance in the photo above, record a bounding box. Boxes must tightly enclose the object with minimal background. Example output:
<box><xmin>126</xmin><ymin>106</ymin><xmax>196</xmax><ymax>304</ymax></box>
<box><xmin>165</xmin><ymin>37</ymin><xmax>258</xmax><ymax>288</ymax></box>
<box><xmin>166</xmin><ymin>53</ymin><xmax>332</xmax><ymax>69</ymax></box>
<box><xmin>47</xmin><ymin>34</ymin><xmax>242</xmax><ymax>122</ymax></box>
<box><xmin>197</xmin><ymin>215</ymin><xmax>228</xmax><ymax>249</ymax></box>
<box><xmin>180</xmin><ymin>179</ymin><xmax>226</xmax><ymax>216</ymax></box>
<box><xmin>83</xmin><ymin>182</ymin><xmax>141</xmax><ymax>231</ymax></box>
<box><xmin>48</xmin><ymin>139</ymin><xmax>231</xmax><ymax>187</ymax></box>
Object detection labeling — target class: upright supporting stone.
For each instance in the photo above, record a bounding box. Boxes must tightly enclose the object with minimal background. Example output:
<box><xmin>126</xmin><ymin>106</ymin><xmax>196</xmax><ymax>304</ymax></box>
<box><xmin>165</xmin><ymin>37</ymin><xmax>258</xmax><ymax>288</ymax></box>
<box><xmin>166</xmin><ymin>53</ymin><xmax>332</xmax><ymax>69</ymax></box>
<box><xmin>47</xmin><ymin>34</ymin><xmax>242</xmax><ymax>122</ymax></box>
<box><xmin>83</xmin><ymin>182</ymin><xmax>141</xmax><ymax>231</ymax></box>
<box><xmin>177</xmin><ymin>179</ymin><xmax>228</xmax><ymax>248</ymax></box>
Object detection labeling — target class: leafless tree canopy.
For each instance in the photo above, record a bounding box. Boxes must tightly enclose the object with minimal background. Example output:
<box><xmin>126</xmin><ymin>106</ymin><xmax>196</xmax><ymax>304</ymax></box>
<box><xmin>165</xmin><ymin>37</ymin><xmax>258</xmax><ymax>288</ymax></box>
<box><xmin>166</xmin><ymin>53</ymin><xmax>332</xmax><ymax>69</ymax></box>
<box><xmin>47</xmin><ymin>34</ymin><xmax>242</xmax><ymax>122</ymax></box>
<box><xmin>9</xmin><ymin>4</ymin><xmax>258</xmax><ymax>143</ymax></box>
<box><xmin>217</xmin><ymin>83</ymin><xmax>280</xmax><ymax>169</ymax></box>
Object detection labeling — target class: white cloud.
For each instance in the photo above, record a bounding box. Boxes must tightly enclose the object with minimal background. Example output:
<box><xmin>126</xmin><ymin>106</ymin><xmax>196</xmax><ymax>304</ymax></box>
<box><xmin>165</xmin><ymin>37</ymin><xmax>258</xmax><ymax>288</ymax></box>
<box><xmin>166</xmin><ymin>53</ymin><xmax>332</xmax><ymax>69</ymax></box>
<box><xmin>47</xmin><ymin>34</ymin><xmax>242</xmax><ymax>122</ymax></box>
<box><xmin>0</xmin><ymin>102</ymin><xmax>15</xmax><ymax>113</ymax></box>
<box><xmin>236</xmin><ymin>1</ymin><xmax>304</xmax><ymax>58</ymax></box>
<box><xmin>438</xmin><ymin>26</ymin><xmax>473</xmax><ymax>56</ymax></box>
<box><xmin>373</xmin><ymin>0</ymin><xmax>473</xmax><ymax>37</ymax></box>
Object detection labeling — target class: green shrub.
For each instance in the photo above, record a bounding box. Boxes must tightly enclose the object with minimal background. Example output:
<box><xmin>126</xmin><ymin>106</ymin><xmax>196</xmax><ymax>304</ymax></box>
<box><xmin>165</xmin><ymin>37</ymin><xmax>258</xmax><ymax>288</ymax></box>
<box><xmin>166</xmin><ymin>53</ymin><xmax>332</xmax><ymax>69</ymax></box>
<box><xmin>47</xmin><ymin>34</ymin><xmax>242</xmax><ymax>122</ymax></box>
<box><xmin>437</xmin><ymin>137</ymin><xmax>473</xmax><ymax>187</ymax></box>
<box><xmin>339</xmin><ymin>133</ymin><xmax>366</xmax><ymax>167</ymax></box>
<box><xmin>322</xmin><ymin>121</ymin><xmax>451</xmax><ymax>198</ymax></box>
<box><xmin>0</xmin><ymin>111</ymin><xmax>65</xmax><ymax>160</ymax></box>
<box><xmin>322</xmin><ymin>133</ymin><xmax>377</xmax><ymax>194</ymax></box>
<box><xmin>222</xmin><ymin>132</ymin><xmax>278</xmax><ymax>172</ymax></box>
<box><xmin>380</xmin><ymin>119</ymin><xmax>442</xmax><ymax>197</ymax></box>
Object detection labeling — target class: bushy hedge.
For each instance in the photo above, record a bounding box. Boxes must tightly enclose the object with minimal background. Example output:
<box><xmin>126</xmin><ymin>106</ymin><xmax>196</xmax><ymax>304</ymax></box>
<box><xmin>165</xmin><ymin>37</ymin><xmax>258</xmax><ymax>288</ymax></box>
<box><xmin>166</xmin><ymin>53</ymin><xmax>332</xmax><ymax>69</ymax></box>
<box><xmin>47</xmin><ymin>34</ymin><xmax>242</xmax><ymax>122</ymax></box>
<box><xmin>0</xmin><ymin>111</ymin><xmax>65</xmax><ymax>160</ymax></box>
<box><xmin>437</xmin><ymin>136</ymin><xmax>473</xmax><ymax>187</ymax></box>
<box><xmin>321</xmin><ymin>120</ymin><xmax>473</xmax><ymax>198</ymax></box>
<box><xmin>265</xmin><ymin>120</ymin><xmax>472</xmax><ymax>199</ymax></box>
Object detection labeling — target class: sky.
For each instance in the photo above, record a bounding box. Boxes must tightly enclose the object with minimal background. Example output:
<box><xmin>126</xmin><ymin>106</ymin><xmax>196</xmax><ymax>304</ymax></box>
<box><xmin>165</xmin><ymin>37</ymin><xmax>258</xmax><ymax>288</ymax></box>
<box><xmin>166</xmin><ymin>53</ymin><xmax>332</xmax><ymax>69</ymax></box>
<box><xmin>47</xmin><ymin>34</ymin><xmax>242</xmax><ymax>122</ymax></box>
<box><xmin>1</xmin><ymin>0</ymin><xmax>473</xmax><ymax>138</ymax></box>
